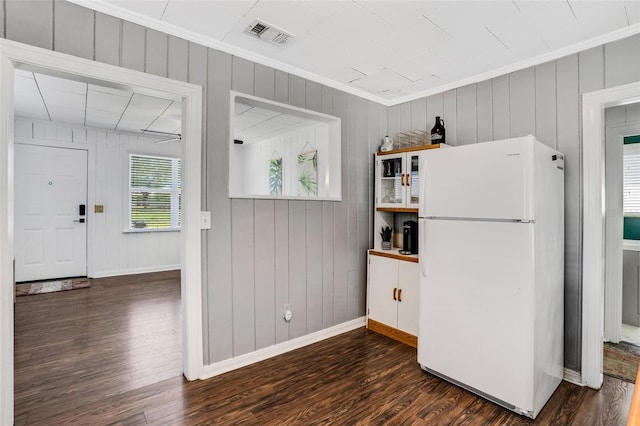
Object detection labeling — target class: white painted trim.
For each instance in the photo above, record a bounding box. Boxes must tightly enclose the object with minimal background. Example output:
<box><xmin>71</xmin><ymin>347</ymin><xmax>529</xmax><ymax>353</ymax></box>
<box><xmin>201</xmin><ymin>317</ymin><xmax>366</xmax><ymax>380</ymax></box>
<box><xmin>90</xmin><ymin>265</ymin><xmax>181</xmax><ymax>279</ymax></box>
<box><xmin>0</xmin><ymin>38</ymin><xmax>204</xmax><ymax>425</ymax></box>
<box><xmin>69</xmin><ymin>0</ymin><xmax>640</xmax><ymax>107</ymax></box>
<box><xmin>582</xmin><ymin>81</ymin><xmax>640</xmax><ymax>390</ymax></box>
<box><xmin>562</xmin><ymin>368</ymin><xmax>584</xmax><ymax>387</ymax></box>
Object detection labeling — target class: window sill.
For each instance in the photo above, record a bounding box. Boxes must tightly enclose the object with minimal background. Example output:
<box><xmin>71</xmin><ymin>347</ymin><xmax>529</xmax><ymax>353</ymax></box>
<box><xmin>123</xmin><ymin>228</ymin><xmax>181</xmax><ymax>234</ymax></box>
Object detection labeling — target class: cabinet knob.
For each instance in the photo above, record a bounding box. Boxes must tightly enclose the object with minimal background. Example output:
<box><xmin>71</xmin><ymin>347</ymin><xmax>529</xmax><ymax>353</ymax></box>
<box><xmin>398</xmin><ymin>288</ymin><xmax>402</xmax><ymax>302</ymax></box>
<box><xmin>393</xmin><ymin>287</ymin><xmax>397</xmax><ymax>301</ymax></box>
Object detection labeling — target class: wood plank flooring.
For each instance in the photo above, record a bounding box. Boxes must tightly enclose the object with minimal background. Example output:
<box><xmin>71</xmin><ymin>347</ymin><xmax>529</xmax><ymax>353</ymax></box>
<box><xmin>14</xmin><ymin>271</ymin><xmax>634</xmax><ymax>425</ymax></box>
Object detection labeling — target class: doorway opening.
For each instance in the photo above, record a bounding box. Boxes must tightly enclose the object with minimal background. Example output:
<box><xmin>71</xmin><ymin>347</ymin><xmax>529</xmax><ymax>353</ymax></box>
<box><xmin>0</xmin><ymin>39</ymin><xmax>203</xmax><ymax>424</ymax></box>
<box><xmin>581</xmin><ymin>80</ymin><xmax>640</xmax><ymax>390</ymax></box>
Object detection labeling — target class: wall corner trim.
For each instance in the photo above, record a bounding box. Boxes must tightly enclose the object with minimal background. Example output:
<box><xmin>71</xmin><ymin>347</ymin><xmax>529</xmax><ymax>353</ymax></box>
<box><xmin>200</xmin><ymin>317</ymin><xmax>366</xmax><ymax>380</ymax></box>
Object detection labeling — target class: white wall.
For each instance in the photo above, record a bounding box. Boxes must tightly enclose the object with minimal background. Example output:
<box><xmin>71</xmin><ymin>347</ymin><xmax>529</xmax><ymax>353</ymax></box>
<box><xmin>14</xmin><ymin>118</ymin><xmax>181</xmax><ymax>278</ymax></box>
<box><xmin>239</xmin><ymin>123</ymin><xmax>329</xmax><ymax>196</ymax></box>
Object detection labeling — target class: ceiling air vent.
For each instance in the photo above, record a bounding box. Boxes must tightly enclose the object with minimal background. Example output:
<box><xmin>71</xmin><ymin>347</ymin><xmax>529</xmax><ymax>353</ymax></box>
<box><xmin>247</xmin><ymin>19</ymin><xmax>294</xmax><ymax>46</ymax></box>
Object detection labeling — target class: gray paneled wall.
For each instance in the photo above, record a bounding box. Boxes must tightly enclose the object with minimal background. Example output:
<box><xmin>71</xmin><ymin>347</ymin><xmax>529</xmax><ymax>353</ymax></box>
<box><xmin>387</xmin><ymin>33</ymin><xmax>640</xmax><ymax>370</ymax></box>
<box><xmin>2</xmin><ymin>0</ymin><xmax>384</xmax><ymax>365</ymax></box>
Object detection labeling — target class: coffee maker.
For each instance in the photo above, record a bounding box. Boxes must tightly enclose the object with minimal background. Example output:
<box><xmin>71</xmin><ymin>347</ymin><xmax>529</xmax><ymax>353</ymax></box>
<box><xmin>400</xmin><ymin>220</ymin><xmax>418</xmax><ymax>255</ymax></box>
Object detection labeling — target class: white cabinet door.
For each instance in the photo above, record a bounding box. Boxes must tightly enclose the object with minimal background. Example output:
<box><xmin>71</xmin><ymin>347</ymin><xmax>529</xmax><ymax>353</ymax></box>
<box><xmin>397</xmin><ymin>261</ymin><xmax>419</xmax><ymax>336</ymax></box>
<box><xmin>368</xmin><ymin>254</ymin><xmax>398</xmax><ymax>327</ymax></box>
<box><xmin>376</xmin><ymin>153</ymin><xmax>406</xmax><ymax>208</ymax></box>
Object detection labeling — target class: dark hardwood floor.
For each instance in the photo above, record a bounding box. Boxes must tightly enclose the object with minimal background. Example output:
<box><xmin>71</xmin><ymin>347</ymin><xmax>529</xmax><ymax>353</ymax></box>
<box><xmin>14</xmin><ymin>272</ymin><xmax>633</xmax><ymax>425</ymax></box>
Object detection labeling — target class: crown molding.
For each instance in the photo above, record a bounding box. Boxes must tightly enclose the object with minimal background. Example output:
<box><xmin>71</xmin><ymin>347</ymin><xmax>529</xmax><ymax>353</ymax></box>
<box><xmin>71</xmin><ymin>1</ymin><xmax>640</xmax><ymax>107</ymax></box>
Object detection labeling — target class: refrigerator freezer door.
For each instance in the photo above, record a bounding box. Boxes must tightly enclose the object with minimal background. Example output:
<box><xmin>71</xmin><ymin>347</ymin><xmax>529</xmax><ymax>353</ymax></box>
<box><xmin>419</xmin><ymin>136</ymin><xmax>534</xmax><ymax>221</ymax></box>
<box><xmin>418</xmin><ymin>218</ymin><xmax>535</xmax><ymax>413</ymax></box>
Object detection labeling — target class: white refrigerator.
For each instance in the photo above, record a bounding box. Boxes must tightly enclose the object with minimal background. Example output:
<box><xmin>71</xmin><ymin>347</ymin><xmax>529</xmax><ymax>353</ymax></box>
<box><xmin>417</xmin><ymin>135</ymin><xmax>564</xmax><ymax>419</ymax></box>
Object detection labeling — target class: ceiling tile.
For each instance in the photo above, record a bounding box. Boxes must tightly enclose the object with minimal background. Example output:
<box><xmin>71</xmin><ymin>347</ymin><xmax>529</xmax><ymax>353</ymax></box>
<box><xmin>48</xmin><ymin>107</ymin><xmax>85</xmax><ymax>126</ymax></box>
<box><xmin>146</xmin><ymin>101</ymin><xmax>182</xmax><ymax>134</ymax></box>
<box><xmin>35</xmin><ymin>73</ymin><xmax>87</xmax><ymax>95</ymax></box>
<box><xmin>14</xmin><ymin>72</ymin><xmax>49</xmax><ymax>122</ymax></box>
<box><xmin>117</xmin><ymin>93</ymin><xmax>173</xmax><ymax>132</ymax></box>
<box><xmin>350</xmin><ymin>68</ymin><xmax>413</xmax><ymax>94</ymax></box>
<box><xmin>162</xmin><ymin>0</ymin><xmax>255</xmax><ymax>40</ymax></box>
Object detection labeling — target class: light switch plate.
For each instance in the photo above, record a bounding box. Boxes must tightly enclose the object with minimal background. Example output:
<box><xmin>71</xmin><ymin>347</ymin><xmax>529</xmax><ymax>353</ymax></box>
<box><xmin>200</xmin><ymin>211</ymin><xmax>212</xmax><ymax>229</ymax></box>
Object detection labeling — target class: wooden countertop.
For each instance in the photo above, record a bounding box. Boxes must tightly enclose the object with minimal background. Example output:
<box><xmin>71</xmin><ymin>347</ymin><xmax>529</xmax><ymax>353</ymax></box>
<box><xmin>369</xmin><ymin>248</ymin><xmax>419</xmax><ymax>263</ymax></box>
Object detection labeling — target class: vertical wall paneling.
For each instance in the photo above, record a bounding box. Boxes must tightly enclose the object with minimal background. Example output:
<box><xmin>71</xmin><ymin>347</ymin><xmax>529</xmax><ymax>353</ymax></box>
<box><xmin>305</xmin><ymin>81</ymin><xmax>322</xmax><ymax>113</ymax></box>
<box><xmin>509</xmin><ymin>68</ymin><xmax>536</xmax><ymax>138</ymax></box>
<box><xmin>167</xmin><ymin>36</ymin><xmax>188</xmax><ymax>83</ymax></box>
<box><xmin>322</xmin><ymin>201</ymin><xmax>335</xmax><ymax>328</ymax></box>
<box><xmin>206</xmin><ymin>49</ymin><xmax>233</xmax><ymax>363</ymax></box>
<box><xmin>535</xmin><ymin>62</ymin><xmax>558</xmax><ymax>149</ymax></box>
<box><xmin>288</xmin><ymin>200</ymin><xmax>307</xmax><ymax>338</ymax></box>
<box><xmin>356</xmin><ymin>97</ymin><xmax>370</xmax><ymax>316</ymax></box>
<box><xmin>121</xmin><ymin>21</ymin><xmax>145</xmax><ymax>72</ymax></box>
<box><xmin>232</xmin><ymin>56</ymin><xmax>255</xmax><ymax>95</ymax></box>
<box><xmin>94</xmin><ymin>12</ymin><xmax>120</xmax><ymax>66</ymax></box>
<box><xmin>604</xmin><ymin>34</ymin><xmax>640</xmax><ymax>89</ymax></box>
<box><xmin>476</xmin><ymin>80</ymin><xmax>493</xmax><ymax>143</ymax></box>
<box><xmin>346</xmin><ymin>95</ymin><xmax>358</xmax><ymax>318</ymax></box>
<box><xmin>556</xmin><ymin>53</ymin><xmax>581</xmax><ymax>370</ymax></box>
<box><xmin>5</xmin><ymin>0</ymin><xmax>53</xmax><ymax>50</ymax></box>
<box><xmin>230</xmin><ymin>56</ymin><xmax>255</xmax><ymax>356</ymax></box>
<box><xmin>274</xmin><ymin>199</ymin><xmax>290</xmax><ymax>343</ymax></box>
<box><xmin>306</xmin><ymin>201</ymin><xmax>324</xmax><ymax>333</ymax></box>
<box><xmin>443</xmin><ymin>90</ymin><xmax>457</xmax><ymax>146</ymax></box>
<box><xmin>274</xmin><ymin>70</ymin><xmax>289</xmax><ymax>104</ymax></box>
<box><xmin>231</xmin><ymin>199</ymin><xmax>256</xmax><ymax>356</ymax></box>
<box><xmin>492</xmin><ymin>75</ymin><xmax>510</xmax><ymax>140</ymax></box>
<box><xmin>387</xmin><ymin>104</ymin><xmax>401</xmax><ymax>141</ymax></box>
<box><xmin>145</xmin><ymin>29</ymin><xmax>168</xmax><ymax>77</ymax></box>
<box><xmin>254</xmin><ymin>199</ymin><xmax>276</xmax><ymax>349</ymax></box>
<box><xmin>288</xmin><ymin>75</ymin><xmax>305</xmax><ymax>108</ymax></box>
<box><xmin>332</xmin><ymin>90</ymin><xmax>349</xmax><ymax>324</ymax></box>
<box><xmin>579</xmin><ymin>46</ymin><xmax>604</xmax><ymax>95</ymax></box>
<box><xmin>274</xmin><ymin>69</ymin><xmax>290</xmax><ymax>344</ymax></box>
<box><xmin>54</xmin><ymin>1</ymin><xmax>93</xmax><ymax>60</ymax></box>
<box><xmin>399</xmin><ymin>102</ymin><xmax>411</xmax><ymax>138</ymax></box>
<box><xmin>253</xmin><ymin>63</ymin><xmax>276</xmax><ymax>349</ymax></box>
<box><xmin>410</xmin><ymin>98</ymin><xmax>427</xmax><ymax>139</ymax></box>
<box><xmin>254</xmin><ymin>64</ymin><xmax>275</xmax><ymax>101</ymax></box>
<box><xmin>456</xmin><ymin>84</ymin><xmax>477</xmax><ymax>145</ymax></box>
<box><xmin>321</xmin><ymin>86</ymin><xmax>335</xmax><ymax>328</ymax></box>
<box><xmin>93</xmin><ymin>130</ymin><xmax>107</xmax><ymax>274</ymax></box>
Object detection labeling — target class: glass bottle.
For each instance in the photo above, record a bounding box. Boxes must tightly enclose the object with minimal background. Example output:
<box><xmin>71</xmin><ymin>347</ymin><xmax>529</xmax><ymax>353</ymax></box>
<box><xmin>430</xmin><ymin>116</ymin><xmax>445</xmax><ymax>145</ymax></box>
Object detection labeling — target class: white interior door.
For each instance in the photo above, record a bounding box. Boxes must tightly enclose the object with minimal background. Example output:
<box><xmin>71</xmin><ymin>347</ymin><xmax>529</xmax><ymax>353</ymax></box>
<box><xmin>14</xmin><ymin>144</ymin><xmax>87</xmax><ymax>282</ymax></box>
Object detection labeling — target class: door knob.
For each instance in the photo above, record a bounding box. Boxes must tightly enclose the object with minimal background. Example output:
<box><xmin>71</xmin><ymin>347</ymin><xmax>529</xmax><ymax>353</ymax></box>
<box><xmin>73</xmin><ymin>218</ymin><xmax>86</xmax><ymax>223</ymax></box>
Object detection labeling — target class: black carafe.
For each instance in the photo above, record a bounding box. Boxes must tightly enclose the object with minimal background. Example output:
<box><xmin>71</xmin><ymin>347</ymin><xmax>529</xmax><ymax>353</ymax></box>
<box><xmin>400</xmin><ymin>220</ymin><xmax>418</xmax><ymax>255</ymax></box>
<box><xmin>430</xmin><ymin>116</ymin><xmax>445</xmax><ymax>145</ymax></box>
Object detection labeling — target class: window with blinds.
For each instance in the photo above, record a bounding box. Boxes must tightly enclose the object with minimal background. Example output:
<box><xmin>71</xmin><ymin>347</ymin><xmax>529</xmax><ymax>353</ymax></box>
<box><xmin>129</xmin><ymin>154</ymin><xmax>181</xmax><ymax>230</ymax></box>
<box><xmin>624</xmin><ymin>143</ymin><xmax>640</xmax><ymax>216</ymax></box>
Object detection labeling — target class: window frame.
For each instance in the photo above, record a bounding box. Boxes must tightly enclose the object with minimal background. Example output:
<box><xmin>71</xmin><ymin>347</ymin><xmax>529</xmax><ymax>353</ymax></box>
<box><xmin>126</xmin><ymin>153</ymin><xmax>182</xmax><ymax>233</ymax></box>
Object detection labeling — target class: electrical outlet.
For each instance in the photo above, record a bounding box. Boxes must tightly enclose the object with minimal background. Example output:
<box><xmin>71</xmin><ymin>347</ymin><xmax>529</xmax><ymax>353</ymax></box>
<box><xmin>283</xmin><ymin>304</ymin><xmax>292</xmax><ymax>322</ymax></box>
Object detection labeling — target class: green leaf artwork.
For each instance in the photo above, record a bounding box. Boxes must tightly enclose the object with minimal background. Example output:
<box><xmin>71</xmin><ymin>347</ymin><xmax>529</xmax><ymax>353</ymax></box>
<box><xmin>269</xmin><ymin>157</ymin><xmax>282</xmax><ymax>195</ymax></box>
<box><xmin>297</xmin><ymin>149</ymin><xmax>317</xmax><ymax>196</ymax></box>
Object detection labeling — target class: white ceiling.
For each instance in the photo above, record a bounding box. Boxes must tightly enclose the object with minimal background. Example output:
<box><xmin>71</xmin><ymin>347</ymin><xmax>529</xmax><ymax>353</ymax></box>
<box><xmin>14</xmin><ymin>69</ymin><xmax>182</xmax><ymax>138</ymax></box>
<box><xmin>234</xmin><ymin>100</ymin><xmax>323</xmax><ymax>145</ymax></box>
<box><xmin>76</xmin><ymin>0</ymin><xmax>640</xmax><ymax>105</ymax></box>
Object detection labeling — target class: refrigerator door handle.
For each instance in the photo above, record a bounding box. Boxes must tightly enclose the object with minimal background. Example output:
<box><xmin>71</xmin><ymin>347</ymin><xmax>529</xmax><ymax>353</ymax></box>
<box><xmin>420</xmin><ymin>223</ymin><xmax>427</xmax><ymax>278</ymax></box>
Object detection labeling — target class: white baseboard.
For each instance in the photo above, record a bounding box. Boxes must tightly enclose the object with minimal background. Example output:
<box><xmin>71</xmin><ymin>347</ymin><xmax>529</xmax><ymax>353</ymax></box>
<box><xmin>563</xmin><ymin>368</ymin><xmax>584</xmax><ymax>386</ymax></box>
<box><xmin>90</xmin><ymin>265</ymin><xmax>180</xmax><ymax>279</ymax></box>
<box><xmin>201</xmin><ymin>317</ymin><xmax>366</xmax><ymax>380</ymax></box>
